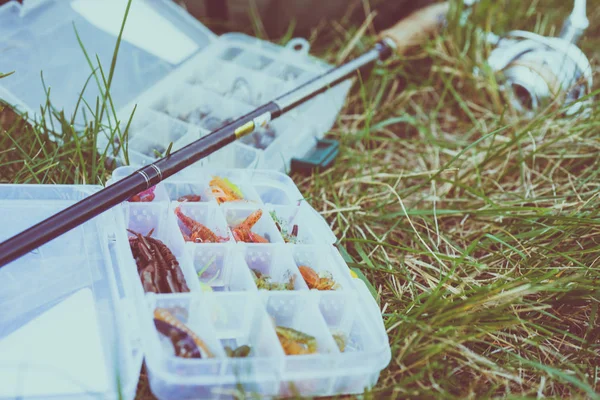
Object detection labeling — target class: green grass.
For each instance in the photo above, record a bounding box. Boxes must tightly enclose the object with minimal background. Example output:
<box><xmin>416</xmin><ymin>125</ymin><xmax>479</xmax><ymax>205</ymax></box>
<box><xmin>2</xmin><ymin>0</ymin><xmax>600</xmax><ymax>399</ymax></box>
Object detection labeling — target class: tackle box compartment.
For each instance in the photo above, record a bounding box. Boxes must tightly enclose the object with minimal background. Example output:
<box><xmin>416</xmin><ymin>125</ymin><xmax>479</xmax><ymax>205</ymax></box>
<box><xmin>0</xmin><ymin>167</ymin><xmax>391</xmax><ymax>399</ymax></box>
<box><xmin>0</xmin><ymin>0</ymin><xmax>352</xmax><ymax>174</ymax></box>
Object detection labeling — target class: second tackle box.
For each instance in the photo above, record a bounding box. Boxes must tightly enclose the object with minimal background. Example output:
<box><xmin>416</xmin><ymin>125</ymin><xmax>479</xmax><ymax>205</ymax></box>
<box><xmin>0</xmin><ymin>0</ymin><xmax>352</xmax><ymax>173</ymax></box>
<box><xmin>0</xmin><ymin>167</ymin><xmax>392</xmax><ymax>400</ymax></box>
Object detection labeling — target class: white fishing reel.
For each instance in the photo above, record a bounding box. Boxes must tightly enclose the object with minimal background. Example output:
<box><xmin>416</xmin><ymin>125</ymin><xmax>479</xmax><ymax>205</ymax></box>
<box><xmin>483</xmin><ymin>0</ymin><xmax>593</xmax><ymax>116</ymax></box>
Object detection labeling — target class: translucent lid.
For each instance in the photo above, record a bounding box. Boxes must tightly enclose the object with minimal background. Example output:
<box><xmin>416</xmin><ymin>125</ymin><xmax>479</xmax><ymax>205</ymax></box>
<box><xmin>0</xmin><ymin>184</ymin><xmax>143</xmax><ymax>400</ymax></box>
<box><xmin>0</xmin><ymin>0</ymin><xmax>216</xmax><ymax>129</ymax></box>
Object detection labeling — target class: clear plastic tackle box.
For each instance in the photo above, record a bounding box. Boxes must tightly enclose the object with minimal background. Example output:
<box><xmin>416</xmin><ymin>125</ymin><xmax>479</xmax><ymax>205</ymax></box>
<box><xmin>0</xmin><ymin>0</ymin><xmax>352</xmax><ymax>173</ymax></box>
<box><xmin>0</xmin><ymin>167</ymin><xmax>392</xmax><ymax>399</ymax></box>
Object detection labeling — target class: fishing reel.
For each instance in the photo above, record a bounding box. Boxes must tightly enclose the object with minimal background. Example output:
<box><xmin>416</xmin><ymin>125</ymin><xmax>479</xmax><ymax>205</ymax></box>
<box><xmin>481</xmin><ymin>0</ymin><xmax>593</xmax><ymax>116</ymax></box>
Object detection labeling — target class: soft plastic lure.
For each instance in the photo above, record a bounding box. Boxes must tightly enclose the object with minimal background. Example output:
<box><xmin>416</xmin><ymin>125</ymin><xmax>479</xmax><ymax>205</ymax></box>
<box><xmin>231</xmin><ymin>209</ymin><xmax>269</xmax><ymax>243</ymax></box>
<box><xmin>276</xmin><ymin>326</ymin><xmax>318</xmax><ymax>355</ymax></box>
<box><xmin>154</xmin><ymin>307</ymin><xmax>214</xmax><ymax>359</ymax></box>
<box><xmin>174</xmin><ymin>206</ymin><xmax>228</xmax><ymax>243</ymax></box>
<box><xmin>298</xmin><ymin>265</ymin><xmax>340</xmax><ymax>290</ymax></box>
<box><xmin>129</xmin><ymin>185</ymin><xmax>157</xmax><ymax>202</ymax></box>
<box><xmin>209</xmin><ymin>176</ymin><xmax>244</xmax><ymax>204</ymax></box>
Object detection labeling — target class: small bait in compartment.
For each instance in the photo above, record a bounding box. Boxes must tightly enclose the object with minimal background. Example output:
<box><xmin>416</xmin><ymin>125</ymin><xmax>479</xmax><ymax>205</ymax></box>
<box><xmin>298</xmin><ymin>265</ymin><xmax>340</xmax><ymax>290</ymax></box>
<box><xmin>177</xmin><ymin>194</ymin><xmax>202</xmax><ymax>202</ymax></box>
<box><xmin>128</xmin><ymin>229</ymin><xmax>191</xmax><ymax>293</ymax></box>
<box><xmin>250</xmin><ymin>268</ymin><xmax>295</xmax><ymax>291</ymax></box>
<box><xmin>224</xmin><ymin>344</ymin><xmax>252</xmax><ymax>358</ymax></box>
<box><xmin>129</xmin><ymin>186</ymin><xmax>156</xmax><ymax>202</ymax></box>
<box><xmin>209</xmin><ymin>176</ymin><xmax>245</xmax><ymax>204</ymax></box>
<box><xmin>270</xmin><ymin>211</ymin><xmax>299</xmax><ymax>243</ymax></box>
<box><xmin>275</xmin><ymin>326</ymin><xmax>317</xmax><ymax>356</ymax></box>
<box><xmin>230</xmin><ymin>210</ymin><xmax>270</xmax><ymax>243</ymax></box>
<box><xmin>154</xmin><ymin>307</ymin><xmax>214</xmax><ymax>359</ymax></box>
<box><xmin>239</xmin><ymin>124</ymin><xmax>277</xmax><ymax>150</ymax></box>
<box><xmin>174</xmin><ymin>206</ymin><xmax>229</xmax><ymax>243</ymax></box>
<box><xmin>332</xmin><ymin>332</ymin><xmax>346</xmax><ymax>352</ymax></box>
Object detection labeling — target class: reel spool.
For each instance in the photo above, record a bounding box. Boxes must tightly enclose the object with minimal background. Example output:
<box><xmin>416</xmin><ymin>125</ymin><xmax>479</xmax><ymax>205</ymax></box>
<box><xmin>483</xmin><ymin>0</ymin><xmax>593</xmax><ymax>116</ymax></box>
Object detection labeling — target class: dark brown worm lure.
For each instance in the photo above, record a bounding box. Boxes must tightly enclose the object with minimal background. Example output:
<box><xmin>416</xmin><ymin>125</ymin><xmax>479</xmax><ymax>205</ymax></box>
<box><xmin>128</xmin><ymin>229</ymin><xmax>190</xmax><ymax>293</ymax></box>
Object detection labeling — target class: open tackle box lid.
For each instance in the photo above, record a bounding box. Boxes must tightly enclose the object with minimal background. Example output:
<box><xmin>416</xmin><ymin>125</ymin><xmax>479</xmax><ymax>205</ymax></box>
<box><xmin>0</xmin><ymin>167</ymin><xmax>392</xmax><ymax>399</ymax></box>
<box><xmin>0</xmin><ymin>0</ymin><xmax>352</xmax><ymax>173</ymax></box>
<box><xmin>0</xmin><ymin>183</ymin><xmax>144</xmax><ymax>400</ymax></box>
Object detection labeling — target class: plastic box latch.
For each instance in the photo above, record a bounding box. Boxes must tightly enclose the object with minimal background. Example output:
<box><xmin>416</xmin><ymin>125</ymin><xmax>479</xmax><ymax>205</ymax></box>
<box><xmin>290</xmin><ymin>139</ymin><xmax>339</xmax><ymax>174</ymax></box>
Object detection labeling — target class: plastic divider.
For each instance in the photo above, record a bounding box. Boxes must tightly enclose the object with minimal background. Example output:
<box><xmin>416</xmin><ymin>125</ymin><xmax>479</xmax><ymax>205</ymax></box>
<box><xmin>251</xmin><ymin>181</ymin><xmax>299</xmax><ymax>207</ymax></box>
<box><xmin>234</xmin><ymin>50</ymin><xmax>274</xmax><ymax>71</ymax></box>
<box><xmin>203</xmin><ymin>292</ymin><xmax>285</xmax><ymax>397</ymax></box>
<box><xmin>317</xmin><ymin>291</ymin><xmax>383</xmax><ymax>394</ymax></box>
<box><xmin>264</xmin><ymin>62</ymin><xmax>306</xmax><ymax>82</ymax></box>
<box><xmin>262</xmin><ymin>291</ymin><xmax>339</xmax><ymax>397</ymax></box>
<box><xmin>268</xmin><ymin>203</ymin><xmax>337</xmax><ymax>244</ymax></box>
<box><xmin>246</xmin><ymin>169</ymin><xmax>305</xmax><ymax>202</ymax></box>
<box><xmin>217</xmin><ymin>46</ymin><xmax>243</xmax><ymax>61</ymax></box>
<box><xmin>186</xmin><ymin>243</ymin><xmax>257</xmax><ymax>292</ymax></box>
<box><xmin>147</xmin><ymin>81</ymin><xmax>202</xmax><ymax>118</ymax></box>
<box><xmin>204</xmin><ymin>142</ymin><xmax>261</xmax><ymax>170</ymax></box>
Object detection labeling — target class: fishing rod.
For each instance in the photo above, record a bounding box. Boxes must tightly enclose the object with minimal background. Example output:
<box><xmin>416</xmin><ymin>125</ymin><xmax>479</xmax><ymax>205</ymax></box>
<box><xmin>0</xmin><ymin>2</ymin><xmax>450</xmax><ymax>268</ymax></box>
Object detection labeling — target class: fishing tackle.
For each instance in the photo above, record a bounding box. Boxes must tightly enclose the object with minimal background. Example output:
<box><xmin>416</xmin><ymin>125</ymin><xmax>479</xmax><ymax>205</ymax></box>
<box><xmin>129</xmin><ymin>186</ymin><xmax>156</xmax><ymax>202</ymax></box>
<box><xmin>276</xmin><ymin>326</ymin><xmax>318</xmax><ymax>355</ymax></box>
<box><xmin>209</xmin><ymin>176</ymin><xmax>244</xmax><ymax>204</ymax></box>
<box><xmin>278</xmin><ymin>223</ymin><xmax>299</xmax><ymax>244</ymax></box>
<box><xmin>154</xmin><ymin>307</ymin><xmax>213</xmax><ymax>359</ymax></box>
<box><xmin>333</xmin><ymin>333</ymin><xmax>346</xmax><ymax>352</ymax></box>
<box><xmin>298</xmin><ymin>265</ymin><xmax>339</xmax><ymax>290</ymax></box>
<box><xmin>128</xmin><ymin>229</ymin><xmax>190</xmax><ymax>293</ymax></box>
<box><xmin>224</xmin><ymin>344</ymin><xmax>252</xmax><ymax>358</ymax></box>
<box><xmin>232</xmin><ymin>229</ymin><xmax>270</xmax><ymax>244</ymax></box>
<box><xmin>177</xmin><ymin>194</ymin><xmax>202</xmax><ymax>202</ymax></box>
<box><xmin>470</xmin><ymin>0</ymin><xmax>593</xmax><ymax>116</ymax></box>
<box><xmin>230</xmin><ymin>209</ymin><xmax>270</xmax><ymax>243</ymax></box>
<box><xmin>251</xmin><ymin>268</ymin><xmax>295</xmax><ymax>290</ymax></box>
<box><xmin>174</xmin><ymin>206</ymin><xmax>229</xmax><ymax>243</ymax></box>
<box><xmin>271</xmin><ymin>211</ymin><xmax>300</xmax><ymax>243</ymax></box>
